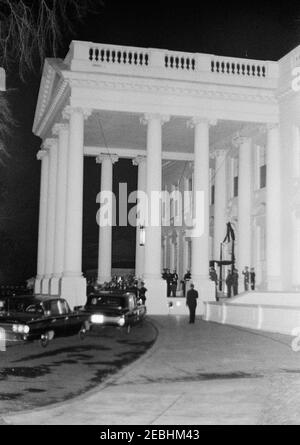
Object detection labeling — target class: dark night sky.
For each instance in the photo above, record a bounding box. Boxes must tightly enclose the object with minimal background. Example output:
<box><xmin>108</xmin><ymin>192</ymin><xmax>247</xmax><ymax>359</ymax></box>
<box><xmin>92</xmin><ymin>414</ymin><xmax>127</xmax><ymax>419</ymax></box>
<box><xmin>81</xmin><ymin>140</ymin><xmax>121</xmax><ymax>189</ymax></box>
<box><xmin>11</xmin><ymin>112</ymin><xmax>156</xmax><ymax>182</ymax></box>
<box><xmin>1</xmin><ymin>0</ymin><xmax>300</xmax><ymax>283</ymax></box>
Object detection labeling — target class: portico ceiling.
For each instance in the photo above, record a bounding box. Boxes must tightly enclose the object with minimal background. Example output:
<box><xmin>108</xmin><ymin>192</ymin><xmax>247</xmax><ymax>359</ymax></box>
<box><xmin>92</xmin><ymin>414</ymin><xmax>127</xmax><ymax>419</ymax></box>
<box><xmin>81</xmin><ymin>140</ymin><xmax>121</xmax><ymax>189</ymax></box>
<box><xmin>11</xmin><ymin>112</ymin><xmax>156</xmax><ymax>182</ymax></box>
<box><xmin>84</xmin><ymin>110</ymin><xmax>250</xmax><ymax>155</ymax></box>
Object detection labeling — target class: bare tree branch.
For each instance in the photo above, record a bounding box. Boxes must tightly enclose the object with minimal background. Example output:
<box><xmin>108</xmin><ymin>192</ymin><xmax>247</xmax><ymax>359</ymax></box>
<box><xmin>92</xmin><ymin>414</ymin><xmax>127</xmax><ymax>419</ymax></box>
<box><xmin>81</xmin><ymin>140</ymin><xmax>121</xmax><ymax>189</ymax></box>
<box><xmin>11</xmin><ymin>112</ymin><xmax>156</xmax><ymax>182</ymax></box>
<box><xmin>0</xmin><ymin>89</ymin><xmax>15</xmax><ymax>163</ymax></box>
<box><xmin>0</xmin><ymin>0</ymin><xmax>104</xmax><ymax>80</ymax></box>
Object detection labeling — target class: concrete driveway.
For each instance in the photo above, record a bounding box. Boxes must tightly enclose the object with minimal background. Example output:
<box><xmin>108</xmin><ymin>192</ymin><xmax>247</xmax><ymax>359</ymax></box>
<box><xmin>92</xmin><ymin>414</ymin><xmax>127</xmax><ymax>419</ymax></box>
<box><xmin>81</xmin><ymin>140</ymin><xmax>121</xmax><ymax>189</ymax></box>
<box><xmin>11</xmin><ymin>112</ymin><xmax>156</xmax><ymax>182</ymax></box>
<box><xmin>2</xmin><ymin>316</ymin><xmax>300</xmax><ymax>425</ymax></box>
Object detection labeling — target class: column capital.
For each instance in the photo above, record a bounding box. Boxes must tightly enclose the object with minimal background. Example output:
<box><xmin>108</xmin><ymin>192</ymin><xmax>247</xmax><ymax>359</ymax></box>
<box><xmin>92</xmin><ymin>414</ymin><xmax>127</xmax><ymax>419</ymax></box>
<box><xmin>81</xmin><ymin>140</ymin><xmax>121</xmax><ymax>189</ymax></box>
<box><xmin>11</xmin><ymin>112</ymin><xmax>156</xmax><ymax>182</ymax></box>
<box><xmin>140</xmin><ymin>113</ymin><xmax>170</xmax><ymax>126</ymax></box>
<box><xmin>132</xmin><ymin>155</ymin><xmax>146</xmax><ymax>167</ymax></box>
<box><xmin>187</xmin><ymin>117</ymin><xmax>218</xmax><ymax>129</ymax></box>
<box><xmin>52</xmin><ymin>123</ymin><xmax>69</xmax><ymax>136</ymax></box>
<box><xmin>232</xmin><ymin>135</ymin><xmax>251</xmax><ymax>148</ymax></box>
<box><xmin>210</xmin><ymin>148</ymin><xmax>227</xmax><ymax>160</ymax></box>
<box><xmin>42</xmin><ymin>138</ymin><xmax>58</xmax><ymax>151</ymax></box>
<box><xmin>266</xmin><ymin>123</ymin><xmax>279</xmax><ymax>132</ymax></box>
<box><xmin>36</xmin><ymin>150</ymin><xmax>48</xmax><ymax>161</ymax></box>
<box><xmin>62</xmin><ymin>106</ymin><xmax>92</xmax><ymax>121</ymax></box>
<box><xmin>259</xmin><ymin>123</ymin><xmax>279</xmax><ymax>134</ymax></box>
<box><xmin>96</xmin><ymin>153</ymin><xmax>119</xmax><ymax>165</ymax></box>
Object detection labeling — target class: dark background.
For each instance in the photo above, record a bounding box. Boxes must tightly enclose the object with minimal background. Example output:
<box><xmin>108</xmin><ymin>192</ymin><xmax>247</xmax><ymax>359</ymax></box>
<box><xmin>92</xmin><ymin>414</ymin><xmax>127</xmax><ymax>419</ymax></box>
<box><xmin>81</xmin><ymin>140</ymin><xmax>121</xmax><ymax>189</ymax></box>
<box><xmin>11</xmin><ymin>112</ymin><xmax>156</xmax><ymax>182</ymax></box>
<box><xmin>1</xmin><ymin>0</ymin><xmax>300</xmax><ymax>283</ymax></box>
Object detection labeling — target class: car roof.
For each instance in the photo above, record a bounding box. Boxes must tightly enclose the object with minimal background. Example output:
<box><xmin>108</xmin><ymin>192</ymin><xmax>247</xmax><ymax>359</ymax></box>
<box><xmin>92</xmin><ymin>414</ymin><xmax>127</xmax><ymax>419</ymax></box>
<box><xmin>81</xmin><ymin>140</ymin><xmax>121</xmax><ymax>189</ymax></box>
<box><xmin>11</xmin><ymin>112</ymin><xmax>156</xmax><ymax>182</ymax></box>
<box><xmin>89</xmin><ymin>291</ymin><xmax>134</xmax><ymax>298</ymax></box>
<box><xmin>1</xmin><ymin>294</ymin><xmax>63</xmax><ymax>304</ymax></box>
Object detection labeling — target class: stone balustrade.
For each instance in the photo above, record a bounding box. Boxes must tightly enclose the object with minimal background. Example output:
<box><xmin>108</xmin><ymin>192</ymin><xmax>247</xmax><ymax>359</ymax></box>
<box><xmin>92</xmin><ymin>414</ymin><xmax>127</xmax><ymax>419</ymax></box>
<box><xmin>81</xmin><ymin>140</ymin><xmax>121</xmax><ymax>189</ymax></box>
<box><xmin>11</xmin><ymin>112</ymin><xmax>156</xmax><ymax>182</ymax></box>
<box><xmin>65</xmin><ymin>41</ymin><xmax>279</xmax><ymax>87</ymax></box>
<box><xmin>210</xmin><ymin>56</ymin><xmax>267</xmax><ymax>78</ymax></box>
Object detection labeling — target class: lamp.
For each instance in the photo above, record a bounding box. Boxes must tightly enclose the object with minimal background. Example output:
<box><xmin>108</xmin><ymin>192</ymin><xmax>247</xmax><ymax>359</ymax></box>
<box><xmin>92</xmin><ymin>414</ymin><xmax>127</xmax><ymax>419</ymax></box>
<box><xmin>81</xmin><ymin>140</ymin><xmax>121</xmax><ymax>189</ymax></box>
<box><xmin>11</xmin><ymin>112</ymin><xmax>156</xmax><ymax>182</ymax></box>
<box><xmin>139</xmin><ymin>225</ymin><xmax>146</xmax><ymax>246</ymax></box>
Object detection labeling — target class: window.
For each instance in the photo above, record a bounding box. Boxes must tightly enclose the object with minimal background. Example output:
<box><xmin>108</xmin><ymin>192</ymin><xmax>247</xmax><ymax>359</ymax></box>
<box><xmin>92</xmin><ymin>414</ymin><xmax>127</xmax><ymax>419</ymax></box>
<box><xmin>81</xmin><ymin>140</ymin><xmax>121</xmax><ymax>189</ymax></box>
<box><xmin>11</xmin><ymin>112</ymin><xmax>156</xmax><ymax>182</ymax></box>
<box><xmin>233</xmin><ymin>176</ymin><xmax>238</xmax><ymax>197</ymax></box>
<box><xmin>232</xmin><ymin>158</ymin><xmax>239</xmax><ymax>198</ymax></box>
<box><xmin>260</xmin><ymin>164</ymin><xmax>266</xmax><ymax>189</ymax></box>
<box><xmin>211</xmin><ymin>184</ymin><xmax>215</xmax><ymax>205</ymax></box>
<box><xmin>255</xmin><ymin>145</ymin><xmax>267</xmax><ymax>189</ymax></box>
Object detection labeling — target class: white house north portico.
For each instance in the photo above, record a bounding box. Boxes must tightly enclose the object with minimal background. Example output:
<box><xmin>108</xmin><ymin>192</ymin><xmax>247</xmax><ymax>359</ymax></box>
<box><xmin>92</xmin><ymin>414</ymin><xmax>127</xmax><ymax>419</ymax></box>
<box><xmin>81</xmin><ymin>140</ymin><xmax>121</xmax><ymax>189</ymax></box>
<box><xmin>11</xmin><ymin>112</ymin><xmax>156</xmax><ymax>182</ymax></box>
<box><xmin>32</xmin><ymin>40</ymin><xmax>300</xmax><ymax>327</ymax></box>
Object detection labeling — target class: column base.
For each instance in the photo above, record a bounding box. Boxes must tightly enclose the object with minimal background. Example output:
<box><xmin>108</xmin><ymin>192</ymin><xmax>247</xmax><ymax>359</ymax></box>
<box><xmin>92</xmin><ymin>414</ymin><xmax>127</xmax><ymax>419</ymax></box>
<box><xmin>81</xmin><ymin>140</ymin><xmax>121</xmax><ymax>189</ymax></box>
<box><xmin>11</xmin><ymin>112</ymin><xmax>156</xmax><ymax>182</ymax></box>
<box><xmin>191</xmin><ymin>276</ymin><xmax>216</xmax><ymax>316</ymax></box>
<box><xmin>50</xmin><ymin>276</ymin><xmax>61</xmax><ymax>296</ymax></box>
<box><xmin>267</xmin><ymin>276</ymin><xmax>282</xmax><ymax>291</ymax></box>
<box><xmin>60</xmin><ymin>275</ymin><xmax>87</xmax><ymax>309</ymax></box>
<box><xmin>41</xmin><ymin>277</ymin><xmax>51</xmax><ymax>295</ymax></box>
<box><xmin>143</xmin><ymin>278</ymin><xmax>169</xmax><ymax>315</ymax></box>
<box><xmin>34</xmin><ymin>277</ymin><xmax>43</xmax><ymax>295</ymax></box>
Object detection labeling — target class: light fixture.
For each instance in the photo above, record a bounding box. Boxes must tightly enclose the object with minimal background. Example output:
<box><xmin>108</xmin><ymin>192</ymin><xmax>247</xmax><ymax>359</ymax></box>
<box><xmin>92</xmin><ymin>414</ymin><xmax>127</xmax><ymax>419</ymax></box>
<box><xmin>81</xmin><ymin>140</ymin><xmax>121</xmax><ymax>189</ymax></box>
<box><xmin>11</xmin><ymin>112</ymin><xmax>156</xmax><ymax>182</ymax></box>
<box><xmin>139</xmin><ymin>225</ymin><xmax>146</xmax><ymax>246</ymax></box>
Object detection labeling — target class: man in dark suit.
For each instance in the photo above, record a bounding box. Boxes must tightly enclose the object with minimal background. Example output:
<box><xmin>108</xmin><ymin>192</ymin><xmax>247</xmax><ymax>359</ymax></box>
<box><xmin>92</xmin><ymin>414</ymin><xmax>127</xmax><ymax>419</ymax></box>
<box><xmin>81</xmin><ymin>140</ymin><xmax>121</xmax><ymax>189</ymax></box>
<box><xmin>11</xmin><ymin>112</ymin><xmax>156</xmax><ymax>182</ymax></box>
<box><xmin>186</xmin><ymin>283</ymin><xmax>198</xmax><ymax>324</ymax></box>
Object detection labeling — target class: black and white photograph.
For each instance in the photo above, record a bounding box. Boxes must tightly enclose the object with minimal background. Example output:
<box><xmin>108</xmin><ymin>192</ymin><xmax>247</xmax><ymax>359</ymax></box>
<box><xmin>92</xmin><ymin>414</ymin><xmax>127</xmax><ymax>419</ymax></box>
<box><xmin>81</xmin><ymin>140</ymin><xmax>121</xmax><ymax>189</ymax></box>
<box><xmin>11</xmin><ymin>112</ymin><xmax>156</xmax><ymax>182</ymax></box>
<box><xmin>0</xmin><ymin>0</ymin><xmax>300</xmax><ymax>428</ymax></box>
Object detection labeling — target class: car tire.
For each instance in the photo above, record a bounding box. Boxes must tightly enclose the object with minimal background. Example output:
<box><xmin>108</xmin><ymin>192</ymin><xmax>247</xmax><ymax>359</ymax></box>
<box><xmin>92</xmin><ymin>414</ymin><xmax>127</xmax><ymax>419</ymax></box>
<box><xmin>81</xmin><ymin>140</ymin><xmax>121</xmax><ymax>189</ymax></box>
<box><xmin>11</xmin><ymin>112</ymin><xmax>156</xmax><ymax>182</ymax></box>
<box><xmin>40</xmin><ymin>333</ymin><xmax>50</xmax><ymax>348</ymax></box>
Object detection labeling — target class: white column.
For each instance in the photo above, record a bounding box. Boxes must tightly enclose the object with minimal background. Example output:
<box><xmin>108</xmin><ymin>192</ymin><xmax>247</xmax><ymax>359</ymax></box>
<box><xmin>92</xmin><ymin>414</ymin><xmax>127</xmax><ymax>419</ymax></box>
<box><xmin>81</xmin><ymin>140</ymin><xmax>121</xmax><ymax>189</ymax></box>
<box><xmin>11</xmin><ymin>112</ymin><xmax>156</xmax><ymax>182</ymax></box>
<box><xmin>237</xmin><ymin>137</ymin><xmax>252</xmax><ymax>285</ymax></box>
<box><xmin>133</xmin><ymin>156</ymin><xmax>147</xmax><ymax>279</ymax></box>
<box><xmin>50</xmin><ymin>123</ymin><xmax>69</xmax><ymax>295</ymax></box>
<box><xmin>60</xmin><ymin>107</ymin><xmax>92</xmax><ymax>308</ymax></box>
<box><xmin>35</xmin><ymin>149</ymin><xmax>49</xmax><ymax>294</ymax></box>
<box><xmin>96</xmin><ymin>153</ymin><xmax>118</xmax><ymax>284</ymax></box>
<box><xmin>42</xmin><ymin>139</ymin><xmax>58</xmax><ymax>294</ymax></box>
<box><xmin>213</xmin><ymin>149</ymin><xmax>227</xmax><ymax>259</ymax></box>
<box><xmin>188</xmin><ymin>117</ymin><xmax>216</xmax><ymax>313</ymax></box>
<box><xmin>266</xmin><ymin>124</ymin><xmax>282</xmax><ymax>290</ymax></box>
<box><xmin>141</xmin><ymin>113</ymin><xmax>169</xmax><ymax>314</ymax></box>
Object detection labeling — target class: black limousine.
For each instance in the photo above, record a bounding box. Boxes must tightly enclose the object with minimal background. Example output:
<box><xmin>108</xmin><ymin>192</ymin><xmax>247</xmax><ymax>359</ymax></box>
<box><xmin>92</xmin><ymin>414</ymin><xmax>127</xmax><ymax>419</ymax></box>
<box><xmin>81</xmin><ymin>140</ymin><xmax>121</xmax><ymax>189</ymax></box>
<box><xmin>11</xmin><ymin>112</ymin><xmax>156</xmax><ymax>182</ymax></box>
<box><xmin>0</xmin><ymin>295</ymin><xmax>90</xmax><ymax>347</ymax></box>
<box><xmin>78</xmin><ymin>290</ymin><xmax>147</xmax><ymax>333</ymax></box>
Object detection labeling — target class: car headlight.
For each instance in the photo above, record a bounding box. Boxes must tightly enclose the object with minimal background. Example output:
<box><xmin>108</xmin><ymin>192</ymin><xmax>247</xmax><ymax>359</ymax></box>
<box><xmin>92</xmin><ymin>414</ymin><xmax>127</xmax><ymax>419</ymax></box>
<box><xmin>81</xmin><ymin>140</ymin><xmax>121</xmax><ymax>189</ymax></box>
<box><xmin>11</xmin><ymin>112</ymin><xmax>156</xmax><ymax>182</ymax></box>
<box><xmin>91</xmin><ymin>314</ymin><xmax>105</xmax><ymax>324</ymax></box>
<box><xmin>118</xmin><ymin>316</ymin><xmax>125</xmax><ymax>327</ymax></box>
<box><xmin>12</xmin><ymin>324</ymin><xmax>30</xmax><ymax>334</ymax></box>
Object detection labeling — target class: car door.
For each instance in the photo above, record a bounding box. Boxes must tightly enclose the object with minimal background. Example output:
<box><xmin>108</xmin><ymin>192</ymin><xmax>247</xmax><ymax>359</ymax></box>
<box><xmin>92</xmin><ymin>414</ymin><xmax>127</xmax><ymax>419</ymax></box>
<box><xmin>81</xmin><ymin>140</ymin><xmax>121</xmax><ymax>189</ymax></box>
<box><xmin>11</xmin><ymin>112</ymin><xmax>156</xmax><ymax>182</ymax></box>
<box><xmin>61</xmin><ymin>299</ymin><xmax>82</xmax><ymax>336</ymax></box>
<box><xmin>44</xmin><ymin>300</ymin><xmax>66</xmax><ymax>337</ymax></box>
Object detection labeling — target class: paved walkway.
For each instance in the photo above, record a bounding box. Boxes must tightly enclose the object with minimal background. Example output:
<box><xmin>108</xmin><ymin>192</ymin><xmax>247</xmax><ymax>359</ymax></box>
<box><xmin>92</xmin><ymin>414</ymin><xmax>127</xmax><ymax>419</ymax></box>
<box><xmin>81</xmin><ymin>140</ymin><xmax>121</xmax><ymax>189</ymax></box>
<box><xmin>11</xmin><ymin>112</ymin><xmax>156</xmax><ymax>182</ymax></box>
<box><xmin>3</xmin><ymin>316</ymin><xmax>300</xmax><ymax>425</ymax></box>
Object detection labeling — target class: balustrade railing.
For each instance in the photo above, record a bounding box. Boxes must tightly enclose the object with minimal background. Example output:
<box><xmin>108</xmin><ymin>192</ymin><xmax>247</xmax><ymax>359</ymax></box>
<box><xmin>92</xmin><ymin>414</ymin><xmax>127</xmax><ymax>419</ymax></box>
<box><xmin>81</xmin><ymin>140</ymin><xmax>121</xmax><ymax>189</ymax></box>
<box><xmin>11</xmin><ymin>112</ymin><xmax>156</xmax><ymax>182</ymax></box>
<box><xmin>164</xmin><ymin>53</ymin><xmax>196</xmax><ymax>71</ymax></box>
<box><xmin>88</xmin><ymin>45</ymin><xmax>149</xmax><ymax>67</ymax></box>
<box><xmin>211</xmin><ymin>57</ymin><xmax>267</xmax><ymax>77</ymax></box>
<box><xmin>68</xmin><ymin>41</ymin><xmax>277</xmax><ymax>83</ymax></box>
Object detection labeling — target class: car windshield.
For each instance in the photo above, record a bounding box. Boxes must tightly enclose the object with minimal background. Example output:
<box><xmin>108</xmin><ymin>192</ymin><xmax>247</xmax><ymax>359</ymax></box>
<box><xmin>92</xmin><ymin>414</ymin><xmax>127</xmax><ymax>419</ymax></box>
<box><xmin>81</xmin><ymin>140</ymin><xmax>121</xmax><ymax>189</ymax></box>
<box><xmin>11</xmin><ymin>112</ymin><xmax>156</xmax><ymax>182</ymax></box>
<box><xmin>89</xmin><ymin>296</ymin><xmax>125</xmax><ymax>308</ymax></box>
<box><xmin>25</xmin><ymin>304</ymin><xmax>44</xmax><ymax>315</ymax></box>
<box><xmin>0</xmin><ymin>298</ymin><xmax>45</xmax><ymax>314</ymax></box>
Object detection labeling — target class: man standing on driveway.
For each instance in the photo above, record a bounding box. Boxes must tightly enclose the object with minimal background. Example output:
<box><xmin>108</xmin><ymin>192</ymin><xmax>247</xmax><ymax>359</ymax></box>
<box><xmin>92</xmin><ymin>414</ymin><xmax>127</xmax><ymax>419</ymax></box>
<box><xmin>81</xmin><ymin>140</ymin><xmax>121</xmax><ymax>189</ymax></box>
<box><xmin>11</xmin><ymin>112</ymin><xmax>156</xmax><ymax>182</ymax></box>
<box><xmin>186</xmin><ymin>283</ymin><xmax>198</xmax><ymax>324</ymax></box>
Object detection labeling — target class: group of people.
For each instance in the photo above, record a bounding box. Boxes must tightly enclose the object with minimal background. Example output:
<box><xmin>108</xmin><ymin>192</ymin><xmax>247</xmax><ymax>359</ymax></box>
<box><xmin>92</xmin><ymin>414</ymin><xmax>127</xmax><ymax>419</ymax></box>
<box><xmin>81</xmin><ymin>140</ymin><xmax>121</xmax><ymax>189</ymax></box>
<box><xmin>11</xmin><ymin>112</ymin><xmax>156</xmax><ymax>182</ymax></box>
<box><xmin>225</xmin><ymin>266</ymin><xmax>256</xmax><ymax>298</ymax></box>
<box><xmin>162</xmin><ymin>269</ymin><xmax>192</xmax><ymax>297</ymax></box>
<box><xmin>86</xmin><ymin>274</ymin><xmax>147</xmax><ymax>304</ymax></box>
<box><xmin>209</xmin><ymin>265</ymin><xmax>256</xmax><ymax>298</ymax></box>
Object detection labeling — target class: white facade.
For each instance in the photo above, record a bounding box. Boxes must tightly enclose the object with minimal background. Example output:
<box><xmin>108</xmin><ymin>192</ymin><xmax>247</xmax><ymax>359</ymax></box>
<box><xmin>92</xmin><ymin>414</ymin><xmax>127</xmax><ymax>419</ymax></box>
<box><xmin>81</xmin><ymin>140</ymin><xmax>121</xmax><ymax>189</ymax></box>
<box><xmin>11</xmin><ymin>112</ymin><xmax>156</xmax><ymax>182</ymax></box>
<box><xmin>32</xmin><ymin>41</ymin><xmax>300</xmax><ymax>318</ymax></box>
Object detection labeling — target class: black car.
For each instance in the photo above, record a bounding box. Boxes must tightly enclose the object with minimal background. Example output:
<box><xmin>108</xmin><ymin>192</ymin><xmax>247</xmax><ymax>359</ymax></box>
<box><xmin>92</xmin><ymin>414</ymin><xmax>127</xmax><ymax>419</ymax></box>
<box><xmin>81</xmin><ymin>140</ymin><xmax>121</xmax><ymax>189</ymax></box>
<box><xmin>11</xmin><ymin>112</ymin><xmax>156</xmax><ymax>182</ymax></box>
<box><xmin>0</xmin><ymin>295</ymin><xmax>90</xmax><ymax>347</ymax></box>
<box><xmin>80</xmin><ymin>290</ymin><xmax>147</xmax><ymax>333</ymax></box>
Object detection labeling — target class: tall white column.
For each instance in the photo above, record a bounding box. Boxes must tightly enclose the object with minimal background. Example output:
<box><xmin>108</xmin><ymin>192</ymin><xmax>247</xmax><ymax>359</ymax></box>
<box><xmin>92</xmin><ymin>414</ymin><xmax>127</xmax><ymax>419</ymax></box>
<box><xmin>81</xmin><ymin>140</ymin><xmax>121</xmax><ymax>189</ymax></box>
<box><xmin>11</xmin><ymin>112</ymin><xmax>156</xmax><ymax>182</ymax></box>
<box><xmin>188</xmin><ymin>117</ymin><xmax>216</xmax><ymax>313</ymax></box>
<box><xmin>237</xmin><ymin>137</ymin><xmax>252</xmax><ymax>286</ymax></box>
<box><xmin>266</xmin><ymin>124</ymin><xmax>282</xmax><ymax>290</ymax></box>
<box><xmin>213</xmin><ymin>149</ymin><xmax>227</xmax><ymax>259</ymax></box>
<box><xmin>96</xmin><ymin>153</ymin><xmax>118</xmax><ymax>284</ymax></box>
<box><xmin>35</xmin><ymin>149</ymin><xmax>49</xmax><ymax>294</ymax></box>
<box><xmin>60</xmin><ymin>107</ymin><xmax>92</xmax><ymax>308</ymax></box>
<box><xmin>141</xmin><ymin>113</ymin><xmax>169</xmax><ymax>314</ymax></box>
<box><xmin>50</xmin><ymin>123</ymin><xmax>69</xmax><ymax>295</ymax></box>
<box><xmin>133</xmin><ymin>156</ymin><xmax>147</xmax><ymax>279</ymax></box>
<box><xmin>42</xmin><ymin>139</ymin><xmax>58</xmax><ymax>294</ymax></box>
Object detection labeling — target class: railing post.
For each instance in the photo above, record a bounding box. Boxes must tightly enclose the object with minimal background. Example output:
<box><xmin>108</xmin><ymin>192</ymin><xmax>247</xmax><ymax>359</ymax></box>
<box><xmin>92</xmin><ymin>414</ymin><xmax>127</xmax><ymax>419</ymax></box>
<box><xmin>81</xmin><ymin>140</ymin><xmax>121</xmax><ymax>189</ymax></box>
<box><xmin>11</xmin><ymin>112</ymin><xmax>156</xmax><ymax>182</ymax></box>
<box><xmin>196</xmin><ymin>54</ymin><xmax>212</xmax><ymax>73</ymax></box>
<box><xmin>149</xmin><ymin>48</ymin><xmax>166</xmax><ymax>69</ymax></box>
